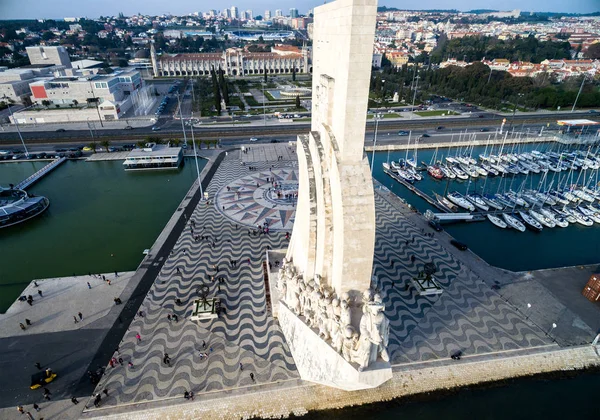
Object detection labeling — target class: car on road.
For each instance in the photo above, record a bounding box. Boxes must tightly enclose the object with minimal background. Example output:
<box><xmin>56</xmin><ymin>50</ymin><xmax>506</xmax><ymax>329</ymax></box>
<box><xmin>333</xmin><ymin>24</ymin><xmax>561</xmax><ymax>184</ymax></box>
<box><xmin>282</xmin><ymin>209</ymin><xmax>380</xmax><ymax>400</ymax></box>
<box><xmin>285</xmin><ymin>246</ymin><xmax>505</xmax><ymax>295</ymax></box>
<box><xmin>398</xmin><ymin>131</ymin><xmax>409</xmax><ymax>136</ymax></box>
<box><xmin>436</xmin><ymin>126</ymin><xmax>444</xmax><ymax>130</ymax></box>
<box><xmin>270</xmin><ymin>139</ymin><xmax>279</xmax><ymax>143</ymax></box>
<box><xmin>124</xmin><ymin>125</ymin><xmax>133</xmax><ymax>130</ymax></box>
<box><xmin>428</xmin><ymin>220</ymin><xmax>443</xmax><ymax>231</ymax></box>
<box><xmin>82</xmin><ymin>146</ymin><xmax>93</xmax><ymax>152</ymax></box>
<box><xmin>249</xmin><ymin>137</ymin><xmax>258</xmax><ymax>142</ymax></box>
<box><xmin>55</xmin><ymin>128</ymin><xmax>66</xmax><ymax>132</ymax></box>
<box><xmin>588</xmin><ymin>110</ymin><xmax>598</xmax><ymax>114</ymax></box>
<box><xmin>152</xmin><ymin>126</ymin><xmax>161</xmax><ymax>131</ymax></box>
<box><xmin>421</xmin><ymin>133</ymin><xmax>431</xmax><ymax>138</ymax></box>
<box><xmin>450</xmin><ymin>239</ymin><xmax>468</xmax><ymax>251</ymax></box>
<box><xmin>480</xmin><ymin>128</ymin><xmax>490</xmax><ymax>132</ymax></box>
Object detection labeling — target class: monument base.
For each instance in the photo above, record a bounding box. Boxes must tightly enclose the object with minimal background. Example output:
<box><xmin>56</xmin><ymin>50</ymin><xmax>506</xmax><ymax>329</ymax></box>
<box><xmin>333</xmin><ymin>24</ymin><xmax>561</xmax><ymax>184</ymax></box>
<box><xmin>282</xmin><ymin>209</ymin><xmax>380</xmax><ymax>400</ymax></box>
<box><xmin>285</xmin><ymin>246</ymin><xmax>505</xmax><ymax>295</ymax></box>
<box><xmin>278</xmin><ymin>302</ymin><xmax>392</xmax><ymax>391</ymax></box>
<box><xmin>190</xmin><ymin>298</ymin><xmax>220</xmax><ymax>321</ymax></box>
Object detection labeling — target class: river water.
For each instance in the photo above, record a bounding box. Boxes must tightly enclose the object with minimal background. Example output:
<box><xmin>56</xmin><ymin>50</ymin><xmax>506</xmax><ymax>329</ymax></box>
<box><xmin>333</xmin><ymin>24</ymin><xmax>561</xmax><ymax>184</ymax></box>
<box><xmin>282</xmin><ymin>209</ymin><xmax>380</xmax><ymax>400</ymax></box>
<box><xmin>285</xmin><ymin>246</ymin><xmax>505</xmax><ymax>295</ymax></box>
<box><xmin>0</xmin><ymin>158</ymin><xmax>203</xmax><ymax>312</ymax></box>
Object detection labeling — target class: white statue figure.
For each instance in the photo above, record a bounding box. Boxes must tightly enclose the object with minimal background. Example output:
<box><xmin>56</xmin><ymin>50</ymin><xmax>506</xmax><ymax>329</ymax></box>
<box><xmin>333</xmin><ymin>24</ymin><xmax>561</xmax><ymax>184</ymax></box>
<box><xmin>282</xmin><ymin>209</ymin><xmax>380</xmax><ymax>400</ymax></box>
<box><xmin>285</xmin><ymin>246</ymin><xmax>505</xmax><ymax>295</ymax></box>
<box><xmin>357</xmin><ymin>294</ymin><xmax>390</xmax><ymax>371</ymax></box>
<box><xmin>342</xmin><ymin>326</ymin><xmax>359</xmax><ymax>363</ymax></box>
<box><xmin>287</xmin><ymin>275</ymin><xmax>301</xmax><ymax>314</ymax></box>
<box><xmin>340</xmin><ymin>299</ymin><xmax>351</xmax><ymax>327</ymax></box>
<box><xmin>331</xmin><ymin>298</ymin><xmax>341</xmax><ymax>319</ymax></box>
<box><xmin>309</xmin><ymin>290</ymin><xmax>322</xmax><ymax>327</ymax></box>
<box><xmin>298</xmin><ymin>279</ymin><xmax>307</xmax><ymax>316</ymax></box>
<box><xmin>314</xmin><ymin>273</ymin><xmax>322</xmax><ymax>288</ymax></box>
<box><xmin>330</xmin><ymin>315</ymin><xmax>344</xmax><ymax>353</ymax></box>
<box><xmin>317</xmin><ymin>303</ymin><xmax>330</xmax><ymax>340</ymax></box>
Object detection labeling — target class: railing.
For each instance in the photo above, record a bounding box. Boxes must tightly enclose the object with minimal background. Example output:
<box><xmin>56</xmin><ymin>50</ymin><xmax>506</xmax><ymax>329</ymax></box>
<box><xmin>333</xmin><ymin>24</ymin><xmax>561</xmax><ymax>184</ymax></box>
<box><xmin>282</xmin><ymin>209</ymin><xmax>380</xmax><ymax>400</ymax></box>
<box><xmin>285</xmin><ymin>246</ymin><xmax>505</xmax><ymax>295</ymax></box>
<box><xmin>15</xmin><ymin>157</ymin><xmax>66</xmax><ymax>190</ymax></box>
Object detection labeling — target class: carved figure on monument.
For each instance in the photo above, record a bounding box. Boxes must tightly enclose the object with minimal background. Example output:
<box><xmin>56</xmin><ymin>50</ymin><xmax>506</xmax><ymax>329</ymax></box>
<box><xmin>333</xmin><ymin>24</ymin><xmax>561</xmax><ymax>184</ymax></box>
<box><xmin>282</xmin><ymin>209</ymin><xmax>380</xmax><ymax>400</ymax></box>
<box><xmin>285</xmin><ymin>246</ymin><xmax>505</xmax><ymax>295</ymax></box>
<box><xmin>340</xmin><ymin>299</ymin><xmax>351</xmax><ymax>326</ymax></box>
<box><xmin>341</xmin><ymin>326</ymin><xmax>358</xmax><ymax>362</ymax></box>
<box><xmin>357</xmin><ymin>293</ymin><xmax>390</xmax><ymax>370</ymax></box>
<box><xmin>330</xmin><ymin>315</ymin><xmax>344</xmax><ymax>353</ymax></box>
<box><xmin>317</xmin><ymin>303</ymin><xmax>330</xmax><ymax>340</ymax></box>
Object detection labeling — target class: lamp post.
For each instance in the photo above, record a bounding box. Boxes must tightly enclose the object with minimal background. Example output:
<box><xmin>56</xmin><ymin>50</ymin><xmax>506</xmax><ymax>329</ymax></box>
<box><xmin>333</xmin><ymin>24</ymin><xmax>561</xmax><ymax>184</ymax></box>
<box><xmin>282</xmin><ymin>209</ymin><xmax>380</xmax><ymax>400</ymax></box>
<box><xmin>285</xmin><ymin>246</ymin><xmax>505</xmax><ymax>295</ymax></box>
<box><xmin>571</xmin><ymin>74</ymin><xmax>587</xmax><ymax>113</ymax></box>
<box><xmin>525</xmin><ymin>303</ymin><xmax>532</xmax><ymax>319</ymax></box>
<box><xmin>370</xmin><ymin>113</ymin><xmax>382</xmax><ymax>176</ymax></box>
<box><xmin>3</xmin><ymin>96</ymin><xmax>29</xmax><ymax>158</ymax></box>
<box><xmin>189</xmin><ymin>122</ymin><xmax>204</xmax><ymax>201</ymax></box>
<box><xmin>547</xmin><ymin>322</ymin><xmax>557</xmax><ymax>338</ymax></box>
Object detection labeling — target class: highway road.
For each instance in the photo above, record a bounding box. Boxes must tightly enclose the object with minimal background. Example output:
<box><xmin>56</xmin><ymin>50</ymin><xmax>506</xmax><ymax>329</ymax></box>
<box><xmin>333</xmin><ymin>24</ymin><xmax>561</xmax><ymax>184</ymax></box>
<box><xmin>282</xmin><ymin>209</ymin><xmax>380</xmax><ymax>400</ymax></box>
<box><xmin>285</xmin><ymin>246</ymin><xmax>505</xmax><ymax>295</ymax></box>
<box><xmin>0</xmin><ymin>110</ymin><xmax>597</xmax><ymax>149</ymax></box>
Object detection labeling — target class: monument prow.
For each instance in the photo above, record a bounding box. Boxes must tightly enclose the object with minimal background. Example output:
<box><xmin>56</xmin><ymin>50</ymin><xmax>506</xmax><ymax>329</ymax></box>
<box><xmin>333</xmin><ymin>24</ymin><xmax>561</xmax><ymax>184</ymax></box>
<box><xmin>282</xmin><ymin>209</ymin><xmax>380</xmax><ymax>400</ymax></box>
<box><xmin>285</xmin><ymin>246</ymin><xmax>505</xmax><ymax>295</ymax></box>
<box><xmin>276</xmin><ymin>0</ymin><xmax>392</xmax><ymax>391</ymax></box>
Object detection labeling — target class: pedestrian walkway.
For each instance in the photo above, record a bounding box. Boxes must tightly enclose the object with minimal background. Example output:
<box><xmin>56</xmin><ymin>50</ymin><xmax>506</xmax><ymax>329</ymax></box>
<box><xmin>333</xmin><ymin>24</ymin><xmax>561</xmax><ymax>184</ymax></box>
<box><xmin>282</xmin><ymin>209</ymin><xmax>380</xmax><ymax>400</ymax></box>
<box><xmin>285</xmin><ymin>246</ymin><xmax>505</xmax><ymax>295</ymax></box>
<box><xmin>84</xmin><ymin>148</ymin><xmax>300</xmax><ymax>411</ymax></box>
<box><xmin>0</xmin><ymin>272</ymin><xmax>134</xmax><ymax>338</ymax></box>
<box><xmin>86</xmin><ymin>151</ymin><xmax>129</xmax><ymax>162</ymax></box>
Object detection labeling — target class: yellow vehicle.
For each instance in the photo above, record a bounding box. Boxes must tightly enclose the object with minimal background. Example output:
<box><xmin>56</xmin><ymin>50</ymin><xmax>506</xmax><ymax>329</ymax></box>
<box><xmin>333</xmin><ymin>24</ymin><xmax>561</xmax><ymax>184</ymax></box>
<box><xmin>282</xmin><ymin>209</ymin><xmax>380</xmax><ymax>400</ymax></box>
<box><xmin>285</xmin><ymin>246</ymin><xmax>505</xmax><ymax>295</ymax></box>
<box><xmin>82</xmin><ymin>146</ymin><xmax>93</xmax><ymax>152</ymax></box>
<box><xmin>30</xmin><ymin>371</ymin><xmax>57</xmax><ymax>390</ymax></box>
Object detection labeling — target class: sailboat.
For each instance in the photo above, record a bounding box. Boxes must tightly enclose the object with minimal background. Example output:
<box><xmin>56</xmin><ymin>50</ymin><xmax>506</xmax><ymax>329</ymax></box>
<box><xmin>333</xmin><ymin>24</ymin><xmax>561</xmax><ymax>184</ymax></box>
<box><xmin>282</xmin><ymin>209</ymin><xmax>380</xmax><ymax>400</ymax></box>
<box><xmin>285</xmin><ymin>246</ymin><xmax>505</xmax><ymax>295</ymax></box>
<box><xmin>502</xmin><ymin>213</ymin><xmax>526</xmax><ymax>232</ymax></box>
<box><xmin>487</xmin><ymin>213</ymin><xmax>508</xmax><ymax>229</ymax></box>
<box><xmin>447</xmin><ymin>191</ymin><xmax>475</xmax><ymax>211</ymax></box>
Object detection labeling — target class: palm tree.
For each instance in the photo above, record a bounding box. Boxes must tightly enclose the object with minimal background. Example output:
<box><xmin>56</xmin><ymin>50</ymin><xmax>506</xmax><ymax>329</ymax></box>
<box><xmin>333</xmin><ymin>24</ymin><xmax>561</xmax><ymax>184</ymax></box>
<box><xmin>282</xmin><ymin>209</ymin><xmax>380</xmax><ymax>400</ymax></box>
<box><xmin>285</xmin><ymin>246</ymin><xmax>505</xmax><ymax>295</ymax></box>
<box><xmin>88</xmin><ymin>142</ymin><xmax>97</xmax><ymax>153</ymax></box>
<box><xmin>171</xmin><ymin>138</ymin><xmax>181</xmax><ymax>147</ymax></box>
<box><xmin>100</xmin><ymin>140</ymin><xmax>111</xmax><ymax>152</ymax></box>
<box><xmin>136</xmin><ymin>140</ymin><xmax>146</xmax><ymax>149</ymax></box>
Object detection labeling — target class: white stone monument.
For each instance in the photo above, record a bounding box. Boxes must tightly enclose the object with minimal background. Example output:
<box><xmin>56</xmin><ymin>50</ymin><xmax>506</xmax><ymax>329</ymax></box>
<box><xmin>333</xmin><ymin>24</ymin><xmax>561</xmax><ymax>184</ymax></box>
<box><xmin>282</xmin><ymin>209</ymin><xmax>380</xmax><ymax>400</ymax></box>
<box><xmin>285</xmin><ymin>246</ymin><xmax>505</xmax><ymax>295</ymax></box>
<box><xmin>276</xmin><ymin>0</ymin><xmax>392</xmax><ymax>391</ymax></box>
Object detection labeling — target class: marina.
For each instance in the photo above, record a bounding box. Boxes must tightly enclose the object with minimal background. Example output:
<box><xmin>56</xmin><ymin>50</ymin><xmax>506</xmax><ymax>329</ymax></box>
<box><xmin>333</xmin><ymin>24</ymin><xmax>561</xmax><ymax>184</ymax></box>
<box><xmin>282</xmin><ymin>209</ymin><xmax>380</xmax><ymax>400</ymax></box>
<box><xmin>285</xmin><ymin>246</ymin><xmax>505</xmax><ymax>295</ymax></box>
<box><xmin>380</xmin><ymin>136</ymin><xmax>600</xmax><ymax>234</ymax></box>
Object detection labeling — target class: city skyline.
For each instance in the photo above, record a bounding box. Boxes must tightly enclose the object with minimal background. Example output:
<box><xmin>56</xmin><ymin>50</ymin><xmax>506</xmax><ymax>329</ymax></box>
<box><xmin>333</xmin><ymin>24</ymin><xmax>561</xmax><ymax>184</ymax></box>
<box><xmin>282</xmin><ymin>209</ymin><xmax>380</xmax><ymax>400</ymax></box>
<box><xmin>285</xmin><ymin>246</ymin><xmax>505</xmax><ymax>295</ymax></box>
<box><xmin>0</xmin><ymin>0</ymin><xmax>598</xmax><ymax>20</ymax></box>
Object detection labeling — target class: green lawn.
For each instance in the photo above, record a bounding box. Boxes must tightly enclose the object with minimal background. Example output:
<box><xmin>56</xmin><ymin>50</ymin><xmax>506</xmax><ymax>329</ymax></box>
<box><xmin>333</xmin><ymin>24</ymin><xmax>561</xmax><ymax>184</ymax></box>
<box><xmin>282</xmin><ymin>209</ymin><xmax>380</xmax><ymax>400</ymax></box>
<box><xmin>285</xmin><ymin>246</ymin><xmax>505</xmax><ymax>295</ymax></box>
<box><xmin>294</xmin><ymin>118</ymin><xmax>312</xmax><ymax>122</ymax></box>
<box><xmin>367</xmin><ymin>113</ymin><xmax>402</xmax><ymax>119</ymax></box>
<box><xmin>414</xmin><ymin>110</ymin><xmax>460</xmax><ymax>117</ymax></box>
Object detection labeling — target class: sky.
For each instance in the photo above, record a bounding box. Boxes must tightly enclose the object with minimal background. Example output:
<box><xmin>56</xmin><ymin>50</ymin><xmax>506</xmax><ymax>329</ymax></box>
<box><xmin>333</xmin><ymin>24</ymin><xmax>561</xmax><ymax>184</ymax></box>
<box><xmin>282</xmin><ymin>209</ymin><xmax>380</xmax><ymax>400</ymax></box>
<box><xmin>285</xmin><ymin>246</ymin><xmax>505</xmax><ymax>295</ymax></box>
<box><xmin>0</xmin><ymin>0</ymin><xmax>598</xmax><ymax>20</ymax></box>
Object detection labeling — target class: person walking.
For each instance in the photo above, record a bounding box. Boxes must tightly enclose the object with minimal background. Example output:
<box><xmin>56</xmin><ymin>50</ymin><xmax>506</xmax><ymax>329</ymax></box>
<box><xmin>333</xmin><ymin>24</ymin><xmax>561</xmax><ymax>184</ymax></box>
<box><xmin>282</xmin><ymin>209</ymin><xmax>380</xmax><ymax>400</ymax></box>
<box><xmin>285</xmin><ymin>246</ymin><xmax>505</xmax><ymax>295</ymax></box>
<box><xmin>43</xmin><ymin>388</ymin><xmax>51</xmax><ymax>400</ymax></box>
<box><xmin>172</xmin><ymin>314</ymin><xmax>178</xmax><ymax>322</ymax></box>
<box><xmin>118</xmin><ymin>357</ymin><xmax>123</xmax><ymax>366</ymax></box>
<box><xmin>35</xmin><ymin>362</ymin><xmax>41</xmax><ymax>370</ymax></box>
<box><xmin>17</xmin><ymin>405</ymin><xmax>24</xmax><ymax>414</ymax></box>
<box><xmin>73</xmin><ymin>316</ymin><xmax>78</xmax><ymax>324</ymax></box>
<box><xmin>128</xmin><ymin>361</ymin><xmax>134</xmax><ymax>369</ymax></box>
<box><xmin>135</xmin><ymin>333</ymin><xmax>141</xmax><ymax>342</ymax></box>
<box><xmin>38</xmin><ymin>290</ymin><xmax>43</xmax><ymax>298</ymax></box>
<box><xmin>87</xmin><ymin>282</ymin><xmax>92</xmax><ymax>289</ymax></box>
<box><xmin>114</xmin><ymin>271</ymin><xmax>119</xmax><ymax>277</ymax></box>
<box><xmin>239</xmin><ymin>362</ymin><xmax>243</xmax><ymax>371</ymax></box>
<box><xmin>71</xmin><ymin>397</ymin><xmax>79</xmax><ymax>405</ymax></box>
<box><xmin>250</xmin><ymin>372</ymin><xmax>255</xmax><ymax>382</ymax></box>
<box><xmin>32</xmin><ymin>403</ymin><xmax>40</xmax><ymax>412</ymax></box>
<box><xmin>103</xmin><ymin>389</ymin><xmax>109</xmax><ymax>397</ymax></box>
<box><xmin>25</xmin><ymin>319</ymin><xmax>32</xmax><ymax>326</ymax></box>
<box><xmin>25</xmin><ymin>412</ymin><xmax>34</xmax><ymax>420</ymax></box>
<box><xmin>19</xmin><ymin>322</ymin><xmax>26</xmax><ymax>330</ymax></box>
<box><xmin>78</xmin><ymin>312</ymin><xmax>83</xmax><ymax>321</ymax></box>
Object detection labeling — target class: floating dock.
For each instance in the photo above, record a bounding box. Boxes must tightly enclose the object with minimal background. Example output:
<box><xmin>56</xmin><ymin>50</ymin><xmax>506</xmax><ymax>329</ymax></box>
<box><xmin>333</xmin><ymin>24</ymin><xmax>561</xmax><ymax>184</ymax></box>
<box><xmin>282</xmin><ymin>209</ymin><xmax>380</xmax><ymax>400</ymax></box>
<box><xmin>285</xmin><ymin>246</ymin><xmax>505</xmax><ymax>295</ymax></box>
<box><xmin>15</xmin><ymin>157</ymin><xmax>66</xmax><ymax>190</ymax></box>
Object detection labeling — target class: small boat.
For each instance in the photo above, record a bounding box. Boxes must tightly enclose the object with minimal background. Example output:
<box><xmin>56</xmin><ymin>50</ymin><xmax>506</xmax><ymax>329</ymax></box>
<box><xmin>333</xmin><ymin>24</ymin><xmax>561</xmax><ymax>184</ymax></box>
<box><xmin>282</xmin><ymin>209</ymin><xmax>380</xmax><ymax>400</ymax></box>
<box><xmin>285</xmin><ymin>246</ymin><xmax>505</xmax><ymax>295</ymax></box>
<box><xmin>427</xmin><ymin>165</ymin><xmax>444</xmax><ymax>180</ymax></box>
<box><xmin>406</xmin><ymin>167</ymin><xmax>422</xmax><ymax>181</ymax></box>
<box><xmin>502</xmin><ymin>213</ymin><xmax>526</xmax><ymax>232</ymax></box>
<box><xmin>433</xmin><ymin>192</ymin><xmax>458</xmax><ymax>212</ymax></box>
<box><xmin>397</xmin><ymin>168</ymin><xmax>415</xmax><ymax>183</ymax></box>
<box><xmin>518</xmin><ymin>210</ymin><xmax>543</xmax><ymax>231</ymax></box>
<box><xmin>564</xmin><ymin>207</ymin><xmax>593</xmax><ymax>226</ymax></box>
<box><xmin>529</xmin><ymin>209</ymin><xmax>556</xmax><ymax>228</ymax></box>
<box><xmin>573</xmin><ymin>189</ymin><xmax>595</xmax><ymax>203</ymax></box>
<box><xmin>482</xmin><ymin>195</ymin><xmax>504</xmax><ymax>210</ymax></box>
<box><xmin>481</xmin><ymin>163</ymin><xmax>499</xmax><ymax>176</ymax></box>
<box><xmin>577</xmin><ymin>206</ymin><xmax>600</xmax><ymax>223</ymax></box>
<box><xmin>447</xmin><ymin>191</ymin><xmax>475</xmax><ymax>211</ymax></box>
<box><xmin>451</xmin><ymin>166</ymin><xmax>469</xmax><ymax>180</ymax></box>
<box><xmin>460</xmin><ymin>164</ymin><xmax>479</xmax><ymax>178</ymax></box>
<box><xmin>487</xmin><ymin>214</ymin><xmax>508</xmax><ymax>229</ymax></box>
<box><xmin>506</xmin><ymin>191</ymin><xmax>529</xmax><ymax>208</ymax></box>
<box><xmin>466</xmin><ymin>194</ymin><xmax>490</xmax><ymax>211</ymax></box>
<box><xmin>553</xmin><ymin>207</ymin><xmax>576</xmax><ymax>224</ymax></box>
<box><xmin>540</xmin><ymin>208</ymin><xmax>568</xmax><ymax>227</ymax></box>
<box><xmin>439</xmin><ymin>164</ymin><xmax>456</xmax><ymax>179</ymax></box>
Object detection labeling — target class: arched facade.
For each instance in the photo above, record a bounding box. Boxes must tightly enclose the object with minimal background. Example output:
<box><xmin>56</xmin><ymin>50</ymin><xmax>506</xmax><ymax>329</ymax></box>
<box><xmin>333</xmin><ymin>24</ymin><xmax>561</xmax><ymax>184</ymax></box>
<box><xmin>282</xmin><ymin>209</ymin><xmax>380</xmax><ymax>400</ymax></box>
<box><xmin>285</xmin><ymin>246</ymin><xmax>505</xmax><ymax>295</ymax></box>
<box><xmin>152</xmin><ymin>48</ymin><xmax>312</xmax><ymax>78</ymax></box>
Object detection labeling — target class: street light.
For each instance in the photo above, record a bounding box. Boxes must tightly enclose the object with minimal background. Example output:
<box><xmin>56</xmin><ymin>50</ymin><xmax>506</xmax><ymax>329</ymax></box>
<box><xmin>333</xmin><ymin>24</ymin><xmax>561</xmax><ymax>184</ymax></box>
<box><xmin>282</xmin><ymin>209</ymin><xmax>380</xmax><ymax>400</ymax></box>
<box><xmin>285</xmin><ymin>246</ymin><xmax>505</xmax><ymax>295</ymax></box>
<box><xmin>370</xmin><ymin>113</ymin><xmax>383</xmax><ymax>176</ymax></box>
<box><xmin>189</xmin><ymin>122</ymin><xmax>204</xmax><ymax>201</ymax></box>
<box><xmin>3</xmin><ymin>96</ymin><xmax>29</xmax><ymax>158</ymax></box>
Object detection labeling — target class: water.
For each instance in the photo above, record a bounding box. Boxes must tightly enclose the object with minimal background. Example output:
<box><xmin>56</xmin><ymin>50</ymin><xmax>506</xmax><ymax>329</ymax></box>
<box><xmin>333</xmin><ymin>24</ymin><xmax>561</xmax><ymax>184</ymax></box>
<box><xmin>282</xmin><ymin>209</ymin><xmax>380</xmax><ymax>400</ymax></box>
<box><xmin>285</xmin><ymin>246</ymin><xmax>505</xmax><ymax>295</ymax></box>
<box><xmin>0</xmin><ymin>158</ymin><xmax>204</xmax><ymax>312</ymax></box>
<box><xmin>301</xmin><ymin>370</ymin><xmax>600</xmax><ymax>420</ymax></box>
<box><xmin>370</xmin><ymin>143</ymin><xmax>600</xmax><ymax>271</ymax></box>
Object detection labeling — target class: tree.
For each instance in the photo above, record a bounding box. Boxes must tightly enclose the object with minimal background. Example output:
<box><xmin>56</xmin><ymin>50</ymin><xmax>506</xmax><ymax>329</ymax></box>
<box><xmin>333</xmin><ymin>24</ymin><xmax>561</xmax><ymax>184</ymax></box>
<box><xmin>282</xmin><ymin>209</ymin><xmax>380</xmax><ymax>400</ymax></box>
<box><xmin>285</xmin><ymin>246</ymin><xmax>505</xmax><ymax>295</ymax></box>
<box><xmin>72</xmin><ymin>100</ymin><xmax>79</xmax><ymax>107</ymax></box>
<box><xmin>295</xmin><ymin>95</ymin><xmax>301</xmax><ymax>108</ymax></box>
<box><xmin>136</xmin><ymin>140</ymin><xmax>147</xmax><ymax>149</ymax></box>
<box><xmin>586</xmin><ymin>43</ymin><xmax>600</xmax><ymax>59</ymax></box>
<box><xmin>264</xmin><ymin>67</ymin><xmax>267</xmax><ymax>82</ymax></box>
<box><xmin>100</xmin><ymin>140</ymin><xmax>111</xmax><ymax>152</ymax></box>
<box><xmin>292</xmin><ymin>67</ymin><xmax>296</xmax><ymax>81</ymax></box>
<box><xmin>88</xmin><ymin>142</ymin><xmax>98</xmax><ymax>153</ymax></box>
<box><xmin>41</xmin><ymin>100</ymin><xmax>51</xmax><ymax>107</ymax></box>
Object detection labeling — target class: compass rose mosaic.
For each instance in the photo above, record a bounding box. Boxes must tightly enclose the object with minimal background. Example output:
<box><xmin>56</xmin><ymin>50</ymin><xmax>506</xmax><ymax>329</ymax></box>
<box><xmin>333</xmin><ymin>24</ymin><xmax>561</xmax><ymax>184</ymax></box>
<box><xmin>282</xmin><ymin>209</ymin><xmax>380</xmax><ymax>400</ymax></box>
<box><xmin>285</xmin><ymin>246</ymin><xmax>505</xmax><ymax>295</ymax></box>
<box><xmin>215</xmin><ymin>168</ymin><xmax>299</xmax><ymax>230</ymax></box>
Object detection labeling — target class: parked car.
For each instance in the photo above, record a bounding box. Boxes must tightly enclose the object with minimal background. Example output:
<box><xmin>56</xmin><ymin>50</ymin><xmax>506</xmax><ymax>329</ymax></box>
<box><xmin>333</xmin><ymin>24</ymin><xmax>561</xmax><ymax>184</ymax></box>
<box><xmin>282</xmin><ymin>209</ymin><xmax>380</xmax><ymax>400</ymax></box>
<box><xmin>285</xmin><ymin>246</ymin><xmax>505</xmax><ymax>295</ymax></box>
<box><xmin>152</xmin><ymin>126</ymin><xmax>161</xmax><ymax>131</ymax></box>
<box><xmin>398</xmin><ymin>131</ymin><xmax>409</xmax><ymax>136</ymax></box>
<box><xmin>421</xmin><ymin>133</ymin><xmax>431</xmax><ymax>138</ymax></box>
<box><xmin>450</xmin><ymin>239</ymin><xmax>468</xmax><ymax>251</ymax></box>
<box><xmin>428</xmin><ymin>220</ymin><xmax>443</xmax><ymax>231</ymax></box>
<box><xmin>249</xmin><ymin>137</ymin><xmax>258</xmax><ymax>142</ymax></box>
<box><xmin>124</xmin><ymin>125</ymin><xmax>134</xmax><ymax>130</ymax></box>
<box><xmin>55</xmin><ymin>128</ymin><xmax>66</xmax><ymax>132</ymax></box>
<box><xmin>480</xmin><ymin>128</ymin><xmax>490</xmax><ymax>132</ymax></box>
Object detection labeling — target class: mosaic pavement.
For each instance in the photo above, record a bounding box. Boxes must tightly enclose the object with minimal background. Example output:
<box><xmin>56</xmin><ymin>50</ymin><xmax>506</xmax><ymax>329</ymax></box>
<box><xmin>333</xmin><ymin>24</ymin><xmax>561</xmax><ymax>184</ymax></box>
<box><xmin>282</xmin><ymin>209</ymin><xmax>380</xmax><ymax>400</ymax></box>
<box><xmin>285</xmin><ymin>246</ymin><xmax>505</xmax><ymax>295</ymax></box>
<box><xmin>215</xmin><ymin>167</ymin><xmax>299</xmax><ymax>230</ymax></box>
<box><xmin>89</xmin><ymin>145</ymin><xmax>552</xmax><ymax>409</ymax></box>
<box><xmin>89</xmin><ymin>150</ymin><xmax>300</xmax><ymax>408</ymax></box>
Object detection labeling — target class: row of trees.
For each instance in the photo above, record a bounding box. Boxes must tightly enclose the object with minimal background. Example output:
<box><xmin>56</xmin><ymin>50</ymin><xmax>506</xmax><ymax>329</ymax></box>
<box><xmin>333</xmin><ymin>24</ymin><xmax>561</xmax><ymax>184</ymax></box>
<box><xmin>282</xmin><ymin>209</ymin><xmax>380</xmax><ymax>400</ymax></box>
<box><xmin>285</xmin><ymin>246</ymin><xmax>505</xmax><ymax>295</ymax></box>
<box><xmin>429</xmin><ymin>34</ymin><xmax>572</xmax><ymax>64</ymax></box>
<box><xmin>371</xmin><ymin>62</ymin><xmax>600</xmax><ymax>111</ymax></box>
<box><xmin>210</xmin><ymin>67</ymin><xmax>229</xmax><ymax>113</ymax></box>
